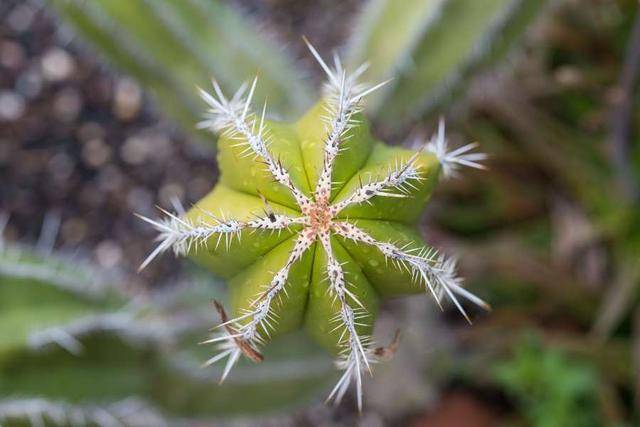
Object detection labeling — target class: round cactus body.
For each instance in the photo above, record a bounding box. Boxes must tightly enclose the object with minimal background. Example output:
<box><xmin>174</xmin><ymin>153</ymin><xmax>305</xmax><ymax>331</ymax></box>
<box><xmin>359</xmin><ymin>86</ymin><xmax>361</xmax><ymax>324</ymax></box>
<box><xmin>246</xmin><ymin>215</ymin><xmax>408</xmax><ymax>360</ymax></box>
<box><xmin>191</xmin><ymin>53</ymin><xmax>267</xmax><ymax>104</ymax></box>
<box><xmin>140</xmin><ymin>43</ymin><xmax>488</xmax><ymax>409</ymax></box>
<box><xmin>186</xmin><ymin>99</ymin><xmax>441</xmax><ymax>353</ymax></box>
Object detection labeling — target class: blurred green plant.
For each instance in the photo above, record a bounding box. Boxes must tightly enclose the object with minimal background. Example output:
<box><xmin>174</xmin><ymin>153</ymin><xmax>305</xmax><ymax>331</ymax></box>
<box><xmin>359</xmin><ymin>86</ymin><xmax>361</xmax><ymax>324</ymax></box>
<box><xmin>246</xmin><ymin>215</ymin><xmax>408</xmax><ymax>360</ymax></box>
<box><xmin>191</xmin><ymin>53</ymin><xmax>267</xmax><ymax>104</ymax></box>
<box><xmin>494</xmin><ymin>334</ymin><xmax>602</xmax><ymax>427</ymax></box>
<box><xmin>46</xmin><ymin>0</ymin><xmax>548</xmax><ymax>141</ymax></box>
<box><xmin>0</xmin><ymin>229</ymin><xmax>334</xmax><ymax>425</ymax></box>
<box><xmin>0</xmin><ymin>239</ymin><xmax>123</xmax><ymax>360</ymax></box>
<box><xmin>346</xmin><ymin>0</ymin><xmax>549</xmax><ymax>129</ymax></box>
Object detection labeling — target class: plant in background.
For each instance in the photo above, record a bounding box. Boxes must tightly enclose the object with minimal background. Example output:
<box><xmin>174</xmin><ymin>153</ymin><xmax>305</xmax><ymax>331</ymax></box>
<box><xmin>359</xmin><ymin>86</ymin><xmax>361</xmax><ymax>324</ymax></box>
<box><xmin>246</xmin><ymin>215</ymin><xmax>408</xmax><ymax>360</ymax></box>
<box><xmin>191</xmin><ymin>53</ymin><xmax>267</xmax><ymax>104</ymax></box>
<box><xmin>494</xmin><ymin>334</ymin><xmax>602</xmax><ymax>427</ymax></box>
<box><xmin>0</xmin><ymin>216</ymin><xmax>337</xmax><ymax>424</ymax></box>
<box><xmin>139</xmin><ymin>42</ymin><xmax>488</xmax><ymax>409</ymax></box>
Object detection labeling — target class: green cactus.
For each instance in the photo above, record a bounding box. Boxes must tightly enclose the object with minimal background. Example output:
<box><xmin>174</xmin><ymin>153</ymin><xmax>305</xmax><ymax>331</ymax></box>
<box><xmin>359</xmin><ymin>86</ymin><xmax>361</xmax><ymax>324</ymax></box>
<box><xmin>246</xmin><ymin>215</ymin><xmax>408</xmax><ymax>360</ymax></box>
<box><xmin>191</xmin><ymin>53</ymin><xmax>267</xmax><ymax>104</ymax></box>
<box><xmin>346</xmin><ymin>0</ymin><xmax>548</xmax><ymax>128</ymax></box>
<box><xmin>46</xmin><ymin>0</ymin><xmax>547</xmax><ymax>141</ymax></box>
<box><xmin>140</xmin><ymin>43</ymin><xmax>489</xmax><ymax>410</ymax></box>
<box><xmin>0</xmin><ymin>242</ymin><xmax>121</xmax><ymax>361</ymax></box>
<box><xmin>0</xmin><ymin>397</ymin><xmax>167</xmax><ymax>427</ymax></box>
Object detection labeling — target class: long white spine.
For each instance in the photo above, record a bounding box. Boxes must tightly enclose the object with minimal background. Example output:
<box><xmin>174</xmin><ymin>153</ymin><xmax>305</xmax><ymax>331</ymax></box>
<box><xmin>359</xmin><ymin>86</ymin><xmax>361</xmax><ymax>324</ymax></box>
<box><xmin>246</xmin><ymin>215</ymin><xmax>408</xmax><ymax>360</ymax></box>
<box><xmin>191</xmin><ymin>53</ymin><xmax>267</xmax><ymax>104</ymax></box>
<box><xmin>202</xmin><ymin>229</ymin><xmax>316</xmax><ymax>382</ymax></box>
<box><xmin>319</xmin><ymin>231</ymin><xmax>373</xmax><ymax>411</ymax></box>
<box><xmin>198</xmin><ymin>78</ymin><xmax>313</xmax><ymax>213</ymax></box>
<box><xmin>137</xmin><ymin>208</ymin><xmax>303</xmax><ymax>271</ymax></box>
<box><xmin>329</xmin><ymin>155</ymin><xmax>423</xmax><ymax>215</ymax></box>
<box><xmin>333</xmin><ymin>221</ymin><xmax>489</xmax><ymax>322</ymax></box>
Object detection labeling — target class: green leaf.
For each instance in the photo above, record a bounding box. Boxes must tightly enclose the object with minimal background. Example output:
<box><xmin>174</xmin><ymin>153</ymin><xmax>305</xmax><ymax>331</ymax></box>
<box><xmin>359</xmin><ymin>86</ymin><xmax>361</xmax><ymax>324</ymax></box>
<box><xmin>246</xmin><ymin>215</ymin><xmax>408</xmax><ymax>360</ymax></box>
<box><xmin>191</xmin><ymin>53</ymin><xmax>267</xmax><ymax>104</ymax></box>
<box><xmin>347</xmin><ymin>0</ymin><xmax>547</xmax><ymax>128</ymax></box>
<box><xmin>493</xmin><ymin>334</ymin><xmax>602</xmax><ymax>427</ymax></box>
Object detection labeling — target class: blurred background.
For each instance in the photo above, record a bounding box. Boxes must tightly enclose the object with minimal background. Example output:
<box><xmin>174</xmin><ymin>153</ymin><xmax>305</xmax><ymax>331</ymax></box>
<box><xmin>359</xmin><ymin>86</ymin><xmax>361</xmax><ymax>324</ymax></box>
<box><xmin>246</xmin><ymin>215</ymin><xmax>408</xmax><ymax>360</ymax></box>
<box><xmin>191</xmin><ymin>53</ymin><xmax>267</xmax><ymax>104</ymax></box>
<box><xmin>1</xmin><ymin>0</ymin><xmax>639</xmax><ymax>425</ymax></box>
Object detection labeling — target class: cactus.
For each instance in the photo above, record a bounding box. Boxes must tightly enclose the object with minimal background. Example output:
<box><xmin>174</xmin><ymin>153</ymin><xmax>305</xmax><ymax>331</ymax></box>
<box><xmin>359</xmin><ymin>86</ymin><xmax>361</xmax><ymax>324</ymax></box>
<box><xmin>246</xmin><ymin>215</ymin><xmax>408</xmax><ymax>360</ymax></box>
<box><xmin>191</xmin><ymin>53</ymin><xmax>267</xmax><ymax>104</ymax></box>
<box><xmin>0</xmin><ymin>241</ymin><xmax>122</xmax><ymax>360</ymax></box>
<box><xmin>154</xmin><ymin>330</ymin><xmax>336</xmax><ymax>416</ymax></box>
<box><xmin>139</xmin><ymin>43</ymin><xmax>489</xmax><ymax>410</ymax></box>
<box><xmin>0</xmin><ymin>398</ymin><xmax>167</xmax><ymax>427</ymax></box>
<box><xmin>346</xmin><ymin>0</ymin><xmax>548</xmax><ymax>128</ymax></box>
<box><xmin>46</xmin><ymin>0</ymin><xmax>312</xmax><ymax>142</ymax></box>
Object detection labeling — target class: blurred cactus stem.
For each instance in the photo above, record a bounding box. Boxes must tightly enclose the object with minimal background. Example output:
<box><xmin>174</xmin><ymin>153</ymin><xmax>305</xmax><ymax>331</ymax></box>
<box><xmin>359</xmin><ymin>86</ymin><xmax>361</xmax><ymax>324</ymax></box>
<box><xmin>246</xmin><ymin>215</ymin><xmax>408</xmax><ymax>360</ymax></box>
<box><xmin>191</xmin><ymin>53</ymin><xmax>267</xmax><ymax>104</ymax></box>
<box><xmin>346</xmin><ymin>0</ymin><xmax>549</xmax><ymax>128</ymax></box>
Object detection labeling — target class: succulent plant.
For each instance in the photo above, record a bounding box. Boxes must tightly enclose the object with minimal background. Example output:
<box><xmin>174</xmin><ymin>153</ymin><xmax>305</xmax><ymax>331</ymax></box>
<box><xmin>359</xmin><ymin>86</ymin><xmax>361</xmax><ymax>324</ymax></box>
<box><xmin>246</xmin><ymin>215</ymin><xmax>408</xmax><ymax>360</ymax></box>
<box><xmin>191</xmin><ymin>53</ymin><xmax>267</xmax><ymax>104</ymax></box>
<box><xmin>139</xmin><ymin>43</ymin><xmax>489</xmax><ymax>410</ymax></box>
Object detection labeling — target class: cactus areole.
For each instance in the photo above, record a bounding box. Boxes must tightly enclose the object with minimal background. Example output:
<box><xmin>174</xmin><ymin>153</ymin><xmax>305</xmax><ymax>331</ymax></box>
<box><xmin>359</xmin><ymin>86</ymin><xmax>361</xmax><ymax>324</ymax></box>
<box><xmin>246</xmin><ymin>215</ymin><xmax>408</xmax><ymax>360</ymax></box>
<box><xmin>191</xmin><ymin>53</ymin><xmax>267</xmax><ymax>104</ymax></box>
<box><xmin>139</xmin><ymin>42</ymin><xmax>488</xmax><ymax>410</ymax></box>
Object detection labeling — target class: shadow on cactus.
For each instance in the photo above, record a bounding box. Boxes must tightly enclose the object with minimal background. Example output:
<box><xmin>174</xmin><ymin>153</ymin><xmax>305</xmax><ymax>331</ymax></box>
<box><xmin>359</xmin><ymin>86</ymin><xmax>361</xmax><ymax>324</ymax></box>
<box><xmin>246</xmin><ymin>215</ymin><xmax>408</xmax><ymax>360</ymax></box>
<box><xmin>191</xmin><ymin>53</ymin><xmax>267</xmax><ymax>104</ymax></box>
<box><xmin>139</xmin><ymin>41</ymin><xmax>489</xmax><ymax>410</ymax></box>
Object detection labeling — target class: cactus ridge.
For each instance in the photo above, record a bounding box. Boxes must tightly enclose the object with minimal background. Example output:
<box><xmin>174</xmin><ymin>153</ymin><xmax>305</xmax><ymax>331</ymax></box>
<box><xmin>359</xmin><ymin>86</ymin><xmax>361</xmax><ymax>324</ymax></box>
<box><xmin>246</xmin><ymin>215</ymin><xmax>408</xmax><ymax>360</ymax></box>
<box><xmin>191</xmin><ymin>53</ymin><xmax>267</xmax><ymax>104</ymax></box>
<box><xmin>0</xmin><ymin>397</ymin><xmax>167</xmax><ymax>427</ymax></box>
<box><xmin>139</xmin><ymin>43</ymin><xmax>488</xmax><ymax>410</ymax></box>
<box><xmin>0</xmin><ymin>244</ymin><xmax>109</xmax><ymax>301</ymax></box>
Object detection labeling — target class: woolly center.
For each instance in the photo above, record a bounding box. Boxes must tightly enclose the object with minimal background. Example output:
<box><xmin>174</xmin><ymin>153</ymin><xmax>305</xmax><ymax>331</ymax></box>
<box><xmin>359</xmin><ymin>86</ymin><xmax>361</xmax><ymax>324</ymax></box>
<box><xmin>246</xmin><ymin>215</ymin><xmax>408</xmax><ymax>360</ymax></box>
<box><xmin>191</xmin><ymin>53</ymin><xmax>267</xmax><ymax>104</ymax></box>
<box><xmin>308</xmin><ymin>200</ymin><xmax>333</xmax><ymax>233</ymax></box>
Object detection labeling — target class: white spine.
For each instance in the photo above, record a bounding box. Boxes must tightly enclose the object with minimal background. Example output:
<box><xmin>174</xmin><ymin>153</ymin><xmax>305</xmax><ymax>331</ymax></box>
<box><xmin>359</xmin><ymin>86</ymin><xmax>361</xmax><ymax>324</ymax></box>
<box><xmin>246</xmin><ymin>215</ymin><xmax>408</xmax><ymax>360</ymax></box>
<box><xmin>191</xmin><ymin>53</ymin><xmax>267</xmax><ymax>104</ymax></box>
<box><xmin>198</xmin><ymin>78</ymin><xmax>313</xmax><ymax>213</ymax></box>
<box><xmin>137</xmin><ymin>208</ymin><xmax>303</xmax><ymax>271</ymax></box>
<box><xmin>201</xmin><ymin>229</ymin><xmax>316</xmax><ymax>382</ymax></box>
<box><xmin>333</xmin><ymin>221</ymin><xmax>489</xmax><ymax>322</ymax></box>
<box><xmin>319</xmin><ymin>231</ymin><xmax>373</xmax><ymax>411</ymax></box>
<box><xmin>425</xmin><ymin>118</ymin><xmax>487</xmax><ymax>178</ymax></box>
<box><xmin>304</xmin><ymin>38</ymin><xmax>390</xmax><ymax>205</ymax></box>
<box><xmin>330</xmin><ymin>154</ymin><xmax>423</xmax><ymax>215</ymax></box>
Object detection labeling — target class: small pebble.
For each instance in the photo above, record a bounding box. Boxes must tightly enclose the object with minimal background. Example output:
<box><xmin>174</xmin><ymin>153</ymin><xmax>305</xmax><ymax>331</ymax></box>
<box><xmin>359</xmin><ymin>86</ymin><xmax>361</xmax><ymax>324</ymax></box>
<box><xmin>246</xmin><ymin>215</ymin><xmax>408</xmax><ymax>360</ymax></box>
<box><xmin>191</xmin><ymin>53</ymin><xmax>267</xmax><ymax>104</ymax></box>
<box><xmin>121</xmin><ymin>135</ymin><xmax>152</xmax><ymax>165</ymax></box>
<box><xmin>82</xmin><ymin>138</ymin><xmax>112</xmax><ymax>168</ymax></box>
<box><xmin>47</xmin><ymin>152</ymin><xmax>75</xmax><ymax>182</ymax></box>
<box><xmin>0</xmin><ymin>91</ymin><xmax>25</xmax><ymax>121</ymax></box>
<box><xmin>7</xmin><ymin>4</ymin><xmax>35</xmax><ymax>33</ymax></box>
<box><xmin>53</xmin><ymin>88</ymin><xmax>82</xmax><ymax>122</ymax></box>
<box><xmin>113</xmin><ymin>77</ymin><xmax>142</xmax><ymax>120</ymax></box>
<box><xmin>95</xmin><ymin>240</ymin><xmax>123</xmax><ymax>269</ymax></box>
<box><xmin>41</xmin><ymin>48</ymin><xmax>76</xmax><ymax>82</ymax></box>
<box><xmin>0</xmin><ymin>40</ymin><xmax>24</xmax><ymax>69</ymax></box>
<box><xmin>77</xmin><ymin>122</ymin><xmax>106</xmax><ymax>142</ymax></box>
<box><xmin>15</xmin><ymin>68</ymin><xmax>43</xmax><ymax>98</ymax></box>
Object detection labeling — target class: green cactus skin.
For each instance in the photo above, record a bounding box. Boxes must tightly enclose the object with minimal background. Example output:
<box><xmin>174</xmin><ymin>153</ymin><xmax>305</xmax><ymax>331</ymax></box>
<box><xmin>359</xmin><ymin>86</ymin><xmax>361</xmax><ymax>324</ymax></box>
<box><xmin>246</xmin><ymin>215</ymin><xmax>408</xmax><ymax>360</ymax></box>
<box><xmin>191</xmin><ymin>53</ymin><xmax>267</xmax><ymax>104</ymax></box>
<box><xmin>141</xmin><ymin>44</ymin><xmax>488</xmax><ymax>409</ymax></box>
<box><xmin>186</xmin><ymin>102</ymin><xmax>440</xmax><ymax>346</ymax></box>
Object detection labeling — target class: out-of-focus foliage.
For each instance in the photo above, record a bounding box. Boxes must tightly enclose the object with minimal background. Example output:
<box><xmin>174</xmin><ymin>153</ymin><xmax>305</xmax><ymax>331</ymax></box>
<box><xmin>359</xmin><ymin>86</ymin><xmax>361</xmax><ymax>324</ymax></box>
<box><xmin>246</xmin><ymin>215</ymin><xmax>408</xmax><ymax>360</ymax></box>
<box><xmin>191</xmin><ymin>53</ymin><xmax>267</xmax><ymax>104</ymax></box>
<box><xmin>0</xmin><ymin>239</ymin><xmax>335</xmax><ymax>425</ymax></box>
<box><xmin>494</xmin><ymin>334</ymin><xmax>601</xmax><ymax>427</ymax></box>
<box><xmin>346</xmin><ymin>0</ymin><xmax>549</xmax><ymax>128</ymax></box>
<box><xmin>46</xmin><ymin>0</ymin><xmax>550</xmax><ymax>139</ymax></box>
<box><xmin>0</xmin><ymin>242</ymin><xmax>123</xmax><ymax>360</ymax></box>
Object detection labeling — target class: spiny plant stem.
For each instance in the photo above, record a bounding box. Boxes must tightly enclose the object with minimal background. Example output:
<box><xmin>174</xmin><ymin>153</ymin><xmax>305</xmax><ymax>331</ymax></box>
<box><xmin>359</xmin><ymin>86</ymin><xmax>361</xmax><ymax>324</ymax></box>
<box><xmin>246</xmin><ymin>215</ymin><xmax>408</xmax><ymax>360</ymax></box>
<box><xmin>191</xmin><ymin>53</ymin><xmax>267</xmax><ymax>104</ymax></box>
<box><xmin>139</xmin><ymin>40</ymin><xmax>487</xmax><ymax>410</ymax></box>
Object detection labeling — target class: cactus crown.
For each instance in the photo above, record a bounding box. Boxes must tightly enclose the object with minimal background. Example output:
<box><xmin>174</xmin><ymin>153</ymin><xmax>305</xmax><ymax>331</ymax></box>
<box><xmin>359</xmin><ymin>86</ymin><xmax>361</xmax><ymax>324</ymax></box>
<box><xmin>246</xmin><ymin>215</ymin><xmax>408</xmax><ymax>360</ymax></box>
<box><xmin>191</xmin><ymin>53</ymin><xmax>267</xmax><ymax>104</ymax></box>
<box><xmin>139</xmin><ymin>41</ymin><xmax>488</xmax><ymax>410</ymax></box>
